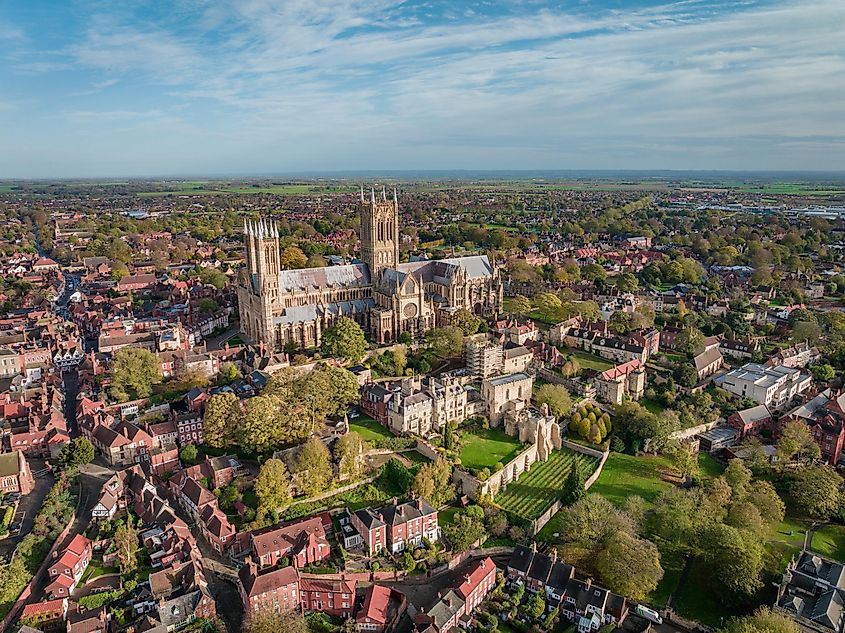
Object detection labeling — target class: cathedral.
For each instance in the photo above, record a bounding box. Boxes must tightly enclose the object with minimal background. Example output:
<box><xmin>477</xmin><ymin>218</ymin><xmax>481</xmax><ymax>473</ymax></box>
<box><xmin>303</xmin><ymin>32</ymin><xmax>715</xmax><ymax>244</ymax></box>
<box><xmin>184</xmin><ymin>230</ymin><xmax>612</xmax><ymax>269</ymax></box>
<box><xmin>237</xmin><ymin>188</ymin><xmax>504</xmax><ymax>351</ymax></box>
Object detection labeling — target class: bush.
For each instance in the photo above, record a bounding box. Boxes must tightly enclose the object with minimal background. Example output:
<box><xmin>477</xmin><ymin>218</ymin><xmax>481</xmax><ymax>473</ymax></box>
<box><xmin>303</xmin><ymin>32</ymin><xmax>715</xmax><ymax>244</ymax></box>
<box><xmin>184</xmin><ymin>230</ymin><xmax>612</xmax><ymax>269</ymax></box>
<box><xmin>79</xmin><ymin>589</ymin><xmax>124</xmax><ymax>610</ymax></box>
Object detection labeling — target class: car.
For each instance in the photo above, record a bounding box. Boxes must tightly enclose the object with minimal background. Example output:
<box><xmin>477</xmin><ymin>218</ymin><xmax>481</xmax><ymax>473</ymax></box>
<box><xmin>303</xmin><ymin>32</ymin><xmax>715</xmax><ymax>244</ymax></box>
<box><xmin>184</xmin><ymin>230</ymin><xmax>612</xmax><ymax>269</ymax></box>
<box><xmin>9</xmin><ymin>522</ymin><xmax>21</xmax><ymax>533</ymax></box>
<box><xmin>4</xmin><ymin>493</ymin><xmax>20</xmax><ymax>504</ymax></box>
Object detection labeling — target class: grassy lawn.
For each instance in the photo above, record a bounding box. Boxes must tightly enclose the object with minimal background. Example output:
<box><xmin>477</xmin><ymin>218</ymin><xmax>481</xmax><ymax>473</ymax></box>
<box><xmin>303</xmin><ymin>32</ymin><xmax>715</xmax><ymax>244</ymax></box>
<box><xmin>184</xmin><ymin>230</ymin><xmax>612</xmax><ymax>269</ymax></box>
<box><xmin>698</xmin><ymin>453</ymin><xmax>725</xmax><ymax>479</ymax></box>
<box><xmin>561</xmin><ymin>348</ymin><xmax>615</xmax><ymax>372</ymax></box>
<box><xmin>641</xmin><ymin>397</ymin><xmax>666</xmax><ymax>415</ymax></box>
<box><xmin>349</xmin><ymin>416</ymin><xmax>393</xmax><ymax>444</ymax></box>
<box><xmin>812</xmin><ymin>524</ymin><xmax>845</xmax><ymax>562</ymax></box>
<box><xmin>588</xmin><ymin>452</ymin><xmax>676</xmax><ymax>507</ymax></box>
<box><xmin>459</xmin><ymin>427</ymin><xmax>523</xmax><ymax>472</ymax></box>
<box><xmin>439</xmin><ymin>506</ymin><xmax>460</xmax><ymax>528</ymax></box>
<box><xmin>496</xmin><ymin>449</ymin><xmax>598</xmax><ymax>520</ymax></box>
<box><xmin>80</xmin><ymin>559</ymin><xmax>119</xmax><ymax>584</ymax></box>
<box><xmin>401</xmin><ymin>450</ymin><xmax>431</xmax><ymax>464</ymax></box>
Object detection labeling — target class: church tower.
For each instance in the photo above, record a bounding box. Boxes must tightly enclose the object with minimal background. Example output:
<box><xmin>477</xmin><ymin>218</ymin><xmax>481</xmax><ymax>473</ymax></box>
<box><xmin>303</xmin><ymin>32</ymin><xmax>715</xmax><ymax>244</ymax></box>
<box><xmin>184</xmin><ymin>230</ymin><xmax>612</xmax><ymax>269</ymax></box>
<box><xmin>241</xmin><ymin>217</ymin><xmax>280</xmax><ymax>348</ymax></box>
<box><xmin>360</xmin><ymin>186</ymin><xmax>400</xmax><ymax>277</ymax></box>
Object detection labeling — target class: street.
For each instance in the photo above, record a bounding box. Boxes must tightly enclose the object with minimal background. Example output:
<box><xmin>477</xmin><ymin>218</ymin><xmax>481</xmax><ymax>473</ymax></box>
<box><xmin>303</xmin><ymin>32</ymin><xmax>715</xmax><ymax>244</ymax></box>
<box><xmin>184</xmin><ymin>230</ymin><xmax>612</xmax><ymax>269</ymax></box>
<box><xmin>0</xmin><ymin>460</ymin><xmax>55</xmax><ymax>559</ymax></box>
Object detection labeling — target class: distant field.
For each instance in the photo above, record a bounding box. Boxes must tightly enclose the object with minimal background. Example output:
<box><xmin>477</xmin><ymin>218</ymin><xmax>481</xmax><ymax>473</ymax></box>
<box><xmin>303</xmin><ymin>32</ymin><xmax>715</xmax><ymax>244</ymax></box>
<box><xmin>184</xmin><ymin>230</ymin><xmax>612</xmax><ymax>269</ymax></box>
<box><xmin>495</xmin><ymin>448</ymin><xmax>598</xmax><ymax>520</ymax></box>
<box><xmin>137</xmin><ymin>183</ymin><xmax>330</xmax><ymax>197</ymax></box>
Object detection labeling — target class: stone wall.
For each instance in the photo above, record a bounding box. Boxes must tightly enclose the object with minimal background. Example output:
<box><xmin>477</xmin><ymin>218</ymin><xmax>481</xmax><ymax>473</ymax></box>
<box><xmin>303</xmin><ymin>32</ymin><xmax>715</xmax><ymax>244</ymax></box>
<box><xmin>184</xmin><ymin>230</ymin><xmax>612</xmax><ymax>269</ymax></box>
<box><xmin>668</xmin><ymin>420</ymin><xmax>720</xmax><ymax>442</ymax></box>
<box><xmin>415</xmin><ymin>438</ymin><xmax>441</xmax><ymax>460</ymax></box>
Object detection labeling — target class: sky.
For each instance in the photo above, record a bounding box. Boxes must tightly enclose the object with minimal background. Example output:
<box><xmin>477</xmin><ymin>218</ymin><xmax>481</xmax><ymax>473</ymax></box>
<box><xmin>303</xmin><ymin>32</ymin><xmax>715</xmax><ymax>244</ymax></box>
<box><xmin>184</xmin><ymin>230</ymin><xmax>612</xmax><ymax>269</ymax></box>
<box><xmin>1</xmin><ymin>0</ymin><xmax>844</xmax><ymax>178</ymax></box>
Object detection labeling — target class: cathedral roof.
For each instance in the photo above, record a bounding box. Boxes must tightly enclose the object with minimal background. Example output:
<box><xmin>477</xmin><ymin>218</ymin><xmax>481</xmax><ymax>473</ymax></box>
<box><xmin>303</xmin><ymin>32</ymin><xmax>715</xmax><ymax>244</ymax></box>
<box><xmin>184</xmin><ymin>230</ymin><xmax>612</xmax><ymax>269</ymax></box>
<box><xmin>277</xmin><ymin>263</ymin><xmax>370</xmax><ymax>292</ymax></box>
<box><xmin>274</xmin><ymin>298</ymin><xmax>375</xmax><ymax>325</ymax></box>
<box><xmin>397</xmin><ymin>255</ymin><xmax>494</xmax><ymax>281</ymax></box>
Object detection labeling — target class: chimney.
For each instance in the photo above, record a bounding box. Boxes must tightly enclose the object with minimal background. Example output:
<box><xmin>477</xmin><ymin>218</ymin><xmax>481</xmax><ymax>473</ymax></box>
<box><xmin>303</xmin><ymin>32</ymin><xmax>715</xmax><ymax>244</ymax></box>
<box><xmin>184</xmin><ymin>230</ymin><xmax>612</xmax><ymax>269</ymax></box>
<box><xmin>531</xmin><ymin>541</ymin><xmax>537</xmax><ymax>553</ymax></box>
<box><xmin>392</xmin><ymin>497</ymin><xmax>398</xmax><ymax>506</ymax></box>
<box><xmin>464</xmin><ymin>574</ymin><xmax>471</xmax><ymax>585</ymax></box>
<box><xmin>417</xmin><ymin>498</ymin><xmax>423</xmax><ymax>511</ymax></box>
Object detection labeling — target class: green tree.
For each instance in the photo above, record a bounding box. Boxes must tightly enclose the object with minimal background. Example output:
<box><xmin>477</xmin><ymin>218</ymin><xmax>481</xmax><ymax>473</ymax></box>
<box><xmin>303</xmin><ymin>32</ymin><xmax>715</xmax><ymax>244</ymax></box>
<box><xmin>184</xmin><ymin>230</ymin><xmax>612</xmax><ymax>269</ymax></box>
<box><xmin>180</xmin><ymin>443</ymin><xmax>199</xmax><ymax>465</ymax></box>
<box><xmin>720</xmin><ymin>607</ymin><xmax>800</xmax><ymax>633</ymax></box>
<box><xmin>616</xmin><ymin>273</ymin><xmax>639</xmax><ymax>293</ymax></box>
<box><xmin>217</xmin><ymin>361</ymin><xmax>240</xmax><ymax>384</ymax></box>
<box><xmin>723</xmin><ymin>459</ymin><xmax>753</xmax><ymax>500</ymax></box>
<box><xmin>293</xmin><ymin>438</ymin><xmax>333</xmax><ymax>497</ymax></box>
<box><xmin>321</xmin><ymin>317</ymin><xmax>368</xmax><ymax>362</ymax></box>
<box><xmin>595</xmin><ymin>530</ymin><xmax>664</xmax><ymax>601</ymax></box>
<box><xmin>402</xmin><ymin>550</ymin><xmax>417</xmax><ymax>572</ymax></box>
<box><xmin>535</xmin><ymin>384</ymin><xmax>573</xmax><ymax>419</ymax></box>
<box><xmin>776</xmin><ymin>420</ymin><xmax>821</xmax><ymax>464</ymax></box>
<box><xmin>534</xmin><ymin>292</ymin><xmax>562</xmax><ymax>319</ymax></box>
<box><xmin>673</xmin><ymin>363</ymin><xmax>698</xmax><ymax>388</ymax></box>
<box><xmin>608</xmin><ymin>311</ymin><xmax>632</xmax><ymax>335</ymax></box>
<box><xmin>334</xmin><ymin>431</ymin><xmax>366</xmax><ymax>480</ymax></box>
<box><xmin>444</xmin><ymin>507</ymin><xmax>487</xmax><ymax>552</ymax></box>
<box><xmin>425</xmin><ymin>327</ymin><xmax>464</xmax><ymax>359</ymax></box>
<box><xmin>811</xmin><ymin>363</ymin><xmax>836</xmax><ymax>382</ymax></box>
<box><xmin>699</xmin><ymin>523</ymin><xmax>765</xmax><ymax>604</ymax></box>
<box><xmin>254</xmin><ymin>458</ymin><xmax>293</xmax><ymax>513</ymax></box>
<box><xmin>526</xmin><ymin>592</ymin><xmax>546</xmax><ymax>619</ymax></box>
<box><xmin>509</xmin><ymin>295</ymin><xmax>532</xmax><ymax>316</ymax></box>
<box><xmin>452</xmin><ymin>308</ymin><xmax>482</xmax><ymax>336</ymax></box>
<box><xmin>412</xmin><ymin>457</ymin><xmax>455</xmax><ymax>508</ymax></box>
<box><xmin>562</xmin><ymin>457</ymin><xmax>586</xmax><ymax>505</ymax></box>
<box><xmin>203</xmin><ymin>392</ymin><xmax>241</xmax><ymax>448</ymax></box>
<box><xmin>746</xmin><ymin>480</ymin><xmax>785</xmax><ymax>525</ymax></box>
<box><xmin>790</xmin><ymin>465</ymin><xmax>842</xmax><ymax>520</ymax></box>
<box><xmin>58</xmin><ymin>437</ymin><xmax>94</xmax><ymax>469</ymax></box>
<box><xmin>110</xmin><ymin>347</ymin><xmax>162</xmax><ymax>400</ymax></box>
<box><xmin>676</xmin><ymin>327</ymin><xmax>705</xmax><ymax>356</ymax></box>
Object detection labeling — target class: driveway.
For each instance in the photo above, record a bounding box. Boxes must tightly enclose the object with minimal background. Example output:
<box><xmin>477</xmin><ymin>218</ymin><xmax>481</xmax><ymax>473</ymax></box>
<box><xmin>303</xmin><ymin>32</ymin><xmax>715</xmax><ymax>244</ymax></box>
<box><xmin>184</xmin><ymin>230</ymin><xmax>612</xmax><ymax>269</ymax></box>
<box><xmin>0</xmin><ymin>461</ymin><xmax>55</xmax><ymax>559</ymax></box>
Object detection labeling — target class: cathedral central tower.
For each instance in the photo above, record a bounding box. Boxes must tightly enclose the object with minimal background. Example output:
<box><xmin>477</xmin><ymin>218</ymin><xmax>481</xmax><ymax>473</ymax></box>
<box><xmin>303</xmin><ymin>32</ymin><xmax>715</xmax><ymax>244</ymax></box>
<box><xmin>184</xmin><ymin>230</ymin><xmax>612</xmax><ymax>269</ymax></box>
<box><xmin>360</xmin><ymin>186</ymin><xmax>400</xmax><ymax>277</ymax></box>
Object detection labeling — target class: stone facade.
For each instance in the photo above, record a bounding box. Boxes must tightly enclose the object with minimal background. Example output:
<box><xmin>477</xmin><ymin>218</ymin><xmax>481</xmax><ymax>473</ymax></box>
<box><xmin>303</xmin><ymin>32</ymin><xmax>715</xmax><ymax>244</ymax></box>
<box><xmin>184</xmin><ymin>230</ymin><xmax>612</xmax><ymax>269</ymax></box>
<box><xmin>237</xmin><ymin>189</ymin><xmax>503</xmax><ymax>350</ymax></box>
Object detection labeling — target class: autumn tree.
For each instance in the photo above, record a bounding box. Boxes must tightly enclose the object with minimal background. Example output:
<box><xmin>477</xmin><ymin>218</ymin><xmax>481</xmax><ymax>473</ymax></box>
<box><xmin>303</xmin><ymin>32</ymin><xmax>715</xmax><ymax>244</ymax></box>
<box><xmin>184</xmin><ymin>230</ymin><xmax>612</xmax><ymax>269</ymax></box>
<box><xmin>254</xmin><ymin>458</ymin><xmax>293</xmax><ymax>514</ymax></box>
<box><xmin>113</xmin><ymin>517</ymin><xmax>139</xmax><ymax>578</ymax></box>
<box><xmin>293</xmin><ymin>438</ymin><xmax>333</xmax><ymax>497</ymax></box>
<box><xmin>280</xmin><ymin>245</ymin><xmax>307</xmax><ymax>269</ymax></box>
<box><xmin>412</xmin><ymin>457</ymin><xmax>455</xmax><ymax>507</ymax></box>
<box><xmin>721</xmin><ymin>607</ymin><xmax>799</xmax><ymax>633</ymax></box>
<box><xmin>321</xmin><ymin>316</ymin><xmax>368</xmax><ymax>362</ymax></box>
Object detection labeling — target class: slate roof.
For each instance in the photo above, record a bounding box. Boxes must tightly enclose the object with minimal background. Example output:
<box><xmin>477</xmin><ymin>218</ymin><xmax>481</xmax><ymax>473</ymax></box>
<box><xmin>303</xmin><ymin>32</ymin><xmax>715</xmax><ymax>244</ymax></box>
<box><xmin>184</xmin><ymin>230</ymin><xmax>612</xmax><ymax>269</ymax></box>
<box><xmin>277</xmin><ymin>263</ymin><xmax>371</xmax><ymax>293</ymax></box>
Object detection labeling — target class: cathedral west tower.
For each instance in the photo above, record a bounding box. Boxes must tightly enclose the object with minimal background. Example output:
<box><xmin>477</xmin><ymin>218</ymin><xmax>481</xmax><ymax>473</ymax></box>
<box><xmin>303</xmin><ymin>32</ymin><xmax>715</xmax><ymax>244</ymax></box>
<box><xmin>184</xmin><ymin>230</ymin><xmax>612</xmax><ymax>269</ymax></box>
<box><xmin>360</xmin><ymin>186</ymin><xmax>400</xmax><ymax>277</ymax></box>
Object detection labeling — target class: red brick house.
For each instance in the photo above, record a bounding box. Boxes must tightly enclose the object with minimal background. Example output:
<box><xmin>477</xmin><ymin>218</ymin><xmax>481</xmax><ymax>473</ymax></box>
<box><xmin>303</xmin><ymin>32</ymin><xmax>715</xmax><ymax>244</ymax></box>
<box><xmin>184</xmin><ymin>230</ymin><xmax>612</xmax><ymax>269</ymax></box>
<box><xmin>780</xmin><ymin>389</ymin><xmax>845</xmax><ymax>465</ymax></box>
<box><xmin>239</xmin><ymin>560</ymin><xmax>300</xmax><ymax>616</ymax></box>
<box><xmin>356</xmin><ymin>585</ymin><xmax>407</xmax><ymax>633</ymax></box>
<box><xmin>455</xmin><ymin>556</ymin><xmax>497</xmax><ymax>612</ymax></box>
<box><xmin>46</xmin><ymin>534</ymin><xmax>92</xmax><ymax>598</ymax></box>
<box><xmin>300</xmin><ymin>576</ymin><xmax>357</xmax><ymax>617</ymax></box>
<box><xmin>248</xmin><ymin>516</ymin><xmax>331</xmax><ymax>569</ymax></box>
<box><xmin>727</xmin><ymin>404</ymin><xmax>772</xmax><ymax>439</ymax></box>
<box><xmin>19</xmin><ymin>597</ymin><xmax>68</xmax><ymax>628</ymax></box>
<box><xmin>351</xmin><ymin>498</ymin><xmax>439</xmax><ymax>556</ymax></box>
<box><xmin>0</xmin><ymin>450</ymin><xmax>33</xmax><ymax>495</ymax></box>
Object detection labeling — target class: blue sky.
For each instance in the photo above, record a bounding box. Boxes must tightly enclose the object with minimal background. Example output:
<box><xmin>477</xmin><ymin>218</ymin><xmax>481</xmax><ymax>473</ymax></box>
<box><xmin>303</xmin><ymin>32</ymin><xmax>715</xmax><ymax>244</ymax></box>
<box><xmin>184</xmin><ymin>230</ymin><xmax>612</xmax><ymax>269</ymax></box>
<box><xmin>1</xmin><ymin>0</ymin><xmax>844</xmax><ymax>177</ymax></box>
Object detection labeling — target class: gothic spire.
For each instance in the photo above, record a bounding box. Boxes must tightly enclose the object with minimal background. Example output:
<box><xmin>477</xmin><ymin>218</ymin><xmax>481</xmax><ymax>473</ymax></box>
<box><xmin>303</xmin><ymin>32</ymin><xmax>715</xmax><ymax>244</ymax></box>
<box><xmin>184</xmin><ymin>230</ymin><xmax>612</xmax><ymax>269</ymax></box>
<box><xmin>371</xmin><ymin>187</ymin><xmax>376</xmax><ymax>205</ymax></box>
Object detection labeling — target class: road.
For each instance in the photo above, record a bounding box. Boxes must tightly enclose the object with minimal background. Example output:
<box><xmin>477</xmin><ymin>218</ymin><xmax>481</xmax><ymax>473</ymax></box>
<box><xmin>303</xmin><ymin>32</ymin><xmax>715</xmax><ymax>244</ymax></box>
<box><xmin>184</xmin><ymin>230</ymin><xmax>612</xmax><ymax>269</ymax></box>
<box><xmin>204</xmin><ymin>324</ymin><xmax>241</xmax><ymax>351</ymax></box>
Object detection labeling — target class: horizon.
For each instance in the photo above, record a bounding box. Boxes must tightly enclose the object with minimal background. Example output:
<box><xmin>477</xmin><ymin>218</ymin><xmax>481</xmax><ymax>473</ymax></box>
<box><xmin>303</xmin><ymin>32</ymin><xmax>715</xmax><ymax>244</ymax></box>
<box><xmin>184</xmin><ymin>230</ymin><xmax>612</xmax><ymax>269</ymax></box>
<box><xmin>2</xmin><ymin>0</ymin><xmax>844</xmax><ymax>177</ymax></box>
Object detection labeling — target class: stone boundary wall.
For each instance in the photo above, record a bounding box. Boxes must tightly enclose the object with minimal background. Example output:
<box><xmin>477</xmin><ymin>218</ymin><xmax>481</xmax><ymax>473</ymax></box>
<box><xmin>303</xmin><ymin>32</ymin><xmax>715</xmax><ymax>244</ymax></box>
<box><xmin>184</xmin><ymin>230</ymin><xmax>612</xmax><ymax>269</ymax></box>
<box><xmin>668</xmin><ymin>420</ymin><xmax>720</xmax><ymax>442</ymax></box>
<box><xmin>560</xmin><ymin>438</ymin><xmax>605</xmax><ymax>459</ymax></box>
<box><xmin>529</xmin><ymin>447</ymin><xmax>610</xmax><ymax>537</ymax></box>
<box><xmin>415</xmin><ymin>438</ymin><xmax>441</xmax><ymax>461</ymax></box>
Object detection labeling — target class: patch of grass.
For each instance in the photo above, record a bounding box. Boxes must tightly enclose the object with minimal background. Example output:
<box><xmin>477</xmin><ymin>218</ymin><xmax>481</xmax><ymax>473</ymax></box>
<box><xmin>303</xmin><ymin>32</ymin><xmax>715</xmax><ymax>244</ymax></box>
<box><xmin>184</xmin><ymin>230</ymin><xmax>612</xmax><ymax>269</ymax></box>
<box><xmin>767</xmin><ymin>516</ymin><xmax>810</xmax><ymax>570</ymax></box>
<box><xmin>439</xmin><ymin>507</ymin><xmax>460</xmax><ymax>528</ymax></box>
<box><xmin>459</xmin><ymin>427</ymin><xmax>523</xmax><ymax>472</ymax></box>
<box><xmin>641</xmin><ymin>397</ymin><xmax>666</xmax><ymax>415</ymax></box>
<box><xmin>349</xmin><ymin>416</ymin><xmax>393</xmax><ymax>444</ymax></box>
<box><xmin>561</xmin><ymin>348</ymin><xmax>615</xmax><ymax>372</ymax></box>
<box><xmin>80</xmin><ymin>558</ymin><xmax>119</xmax><ymax>584</ymax></box>
<box><xmin>812</xmin><ymin>524</ymin><xmax>845</xmax><ymax>562</ymax></box>
<box><xmin>649</xmin><ymin>551</ymin><xmax>684</xmax><ymax>609</ymax></box>
<box><xmin>588</xmin><ymin>452</ymin><xmax>675</xmax><ymax>507</ymax></box>
<box><xmin>672</xmin><ymin>558</ymin><xmax>723</xmax><ymax>628</ymax></box>
<box><xmin>697</xmin><ymin>453</ymin><xmax>725</xmax><ymax>479</ymax></box>
<box><xmin>401</xmin><ymin>450</ymin><xmax>430</xmax><ymax>464</ymax></box>
<box><xmin>495</xmin><ymin>449</ymin><xmax>598</xmax><ymax>520</ymax></box>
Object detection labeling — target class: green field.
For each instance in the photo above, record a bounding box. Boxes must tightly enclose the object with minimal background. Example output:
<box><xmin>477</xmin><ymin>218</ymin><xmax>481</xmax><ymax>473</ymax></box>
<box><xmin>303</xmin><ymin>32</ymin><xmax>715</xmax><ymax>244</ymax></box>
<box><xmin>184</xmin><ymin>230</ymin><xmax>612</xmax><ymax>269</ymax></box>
<box><xmin>349</xmin><ymin>416</ymin><xmax>393</xmax><ymax>444</ymax></box>
<box><xmin>562</xmin><ymin>348</ymin><xmax>615</xmax><ymax>372</ymax></box>
<box><xmin>697</xmin><ymin>453</ymin><xmax>725</xmax><ymax>479</ymax></box>
<box><xmin>588</xmin><ymin>452</ymin><xmax>675</xmax><ymax>507</ymax></box>
<box><xmin>812</xmin><ymin>524</ymin><xmax>845</xmax><ymax>561</ymax></box>
<box><xmin>459</xmin><ymin>427</ymin><xmax>524</xmax><ymax>472</ymax></box>
<box><xmin>137</xmin><ymin>183</ymin><xmax>325</xmax><ymax>197</ymax></box>
<box><xmin>641</xmin><ymin>397</ymin><xmax>666</xmax><ymax>415</ymax></box>
<box><xmin>495</xmin><ymin>448</ymin><xmax>598</xmax><ymax>520</ymax></box>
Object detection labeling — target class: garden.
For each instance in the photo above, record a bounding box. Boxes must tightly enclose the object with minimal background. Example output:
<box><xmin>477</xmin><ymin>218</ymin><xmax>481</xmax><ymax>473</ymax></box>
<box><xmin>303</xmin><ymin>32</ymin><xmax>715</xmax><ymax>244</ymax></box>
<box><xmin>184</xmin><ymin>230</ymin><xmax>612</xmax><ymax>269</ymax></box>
<box><xmin>495</xmin><ymin>448</ymin><xmax>598</xmax><ymax>520</ymax></box>
<box><xmin>458</xmin><ymin>426</ymin><xmax>524</xmax><ymax>473</ymax></box>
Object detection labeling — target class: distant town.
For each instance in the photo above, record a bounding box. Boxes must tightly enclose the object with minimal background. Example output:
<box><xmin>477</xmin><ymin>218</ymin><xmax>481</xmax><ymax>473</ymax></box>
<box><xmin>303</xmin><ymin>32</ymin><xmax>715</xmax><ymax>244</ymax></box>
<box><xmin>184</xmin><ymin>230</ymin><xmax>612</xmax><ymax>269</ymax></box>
<box><xmin>1</xmin><ymin>175</ymin><xmax>845</xmax><ymax>633</ymax></box>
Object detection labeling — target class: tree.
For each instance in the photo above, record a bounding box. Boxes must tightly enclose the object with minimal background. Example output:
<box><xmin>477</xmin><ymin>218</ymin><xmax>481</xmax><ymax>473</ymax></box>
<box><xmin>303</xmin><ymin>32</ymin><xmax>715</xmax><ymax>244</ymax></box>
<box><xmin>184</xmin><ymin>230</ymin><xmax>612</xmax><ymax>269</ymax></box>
<box><xmin>595</xmin><ymin>530</ymin><xmax>664</xmax><ymax>601</ymax></box>
<box><xmin>509</xmin><ymin>295</ymin><xmax>532</xmax><ymax>316</ymax></box>
<box><xmin>402</xmin><ymin>550</ymin><xmax>416</xmax><ymax>572</ymax></box>
<box><xmin>811</xmin><ymin>363</ymin><xmax>836</xmax><ymax>382</ymax></box>
<box><xmin>244</xmin><ymin>610</ymin><xmax>308</xmax><ymax>633</ymax></box>
<box><xmin>321</xmin><ymin>317</ymin><xmax>368</xmax><ymax>362</ymax></box>
<box><xmin>776</xmin><ymin>420</ymin><xmax>821</xmax><ymax>464</ymax></box>
<box><xmin>526</xmin><ymin>593</ymin><xmax>546</xmax><ymax>619</ymax></box>
<box><xmin>616</xmin><ymin>273</ymin><xmax>639</xmax><ymax>293</ymax></box>
<box><xmin>676</xmin><ymin>327</ymin><xmax>705</xmax><ymax>356</ymax></box>
<box><xmin>444</xmin><ymin>507</ymin><xmax>487</xmax><ymax>552</ymax></box>
<box><xmin>412</xmin><ymin>458</ymin><xmax>455</xmax><ymax>508</ymax></box>
<box><xmin>581</xmin><ymin>263</ymin><xmax>607</xmax><ymax>284</ymax></box>
<box><xmin>110</xmin><ymin>347</ymin><xmax>162</xmax><ymax>400</ymax></box>
<box><xmin>723</xmin><ymin>459</ymin><xmax>753</xmax><ymax>500</ymax></box>
<box><xmin>180</xmin><ymin>443</ymin><xmax>199</xmax><ymax>465</ymax></box>
<box><xmin>792</xmin><ymin>321</ymin><xmax>822</xmax><ymax>344</ymax></box>
<box><xmin>293</xmin><ymin>438</ymin><xmax>333</xmax><ymax>497</ymax></box>
<box><xmin>334</xmin><ymin>431</ymin><xmax>366</xmax><ymax>480</ymax></box>
<box><xmin>562</xmin><ymin>457</ymin><xmax>586</xmax><ymax>505</ymax></box>
<box><xmin>280</xmin><ymin>245</ymin><xmax>307</xmax><ymax>269</ymax></box>
<box><xmin>452</xmin><ymin>308</ymin><xmax>482</xmax><ymax>336</ymax></box>
<box><xmin>745</xmin><ymin>480</ymin><xmax>785</xmax><ymax>525</ymax></box>
<box><xmin>673</xmin><ymin>363</ymin><xmax>698</xmax><ymax>388</ymax></box>
<box><xmin>380</xmin><ymin>459</ymin><xmax>413</xmax><ymax>496</ymax></box>
<box><xmin>58</xmin><ymin>437</ymin><xmax>94</xmax><ymax>469</ymax></box>
<box><xmin>790</xmin><ymin>465</ymin><xmax>842</xmax><ymax>520</ymax></box>
<box><xmin>425</xmin><ymin>327</ymin><xmax>464</xmax><ymax>359</ymax></box>
<box><xmin>535</xmin><ymin>384</ymin><xmax>573</xmax><ymax>419</ymax></box>
<box><xmin>534</xmin><ymin>292</ymin><xmax>562</xmax><ymax>319</ymax></box>
<box><xmin>254</xmin><ymin>458</ymin><xmax>293</xmax><ymax>513</ymax></box>
<box><xmin>217</xmin><ymin>361</ymin><xmax>240</xmax><ymax>385</ymax></box>
<box><xmin>666</xmin><ymin>440</ymin><xmax>698</xmax><ymax>482</ymax></box>
<box><xmin>699</xmin><ymin>523</ymin><xmax>765</xmax><ymax>603</ymax></box>
<box><xmin>720</xmin><ymin>607</ymin><xmax>800</xmax><ymax>633</ymax></box>
<box><xmin>608</xmin><ymin>311</ymin><xmax>631</xmax><ymax>335</ymax></box>
<box><xmin>203</xmin><ymin>392</ymin><xmax>241</xmax><ymax>448</ymax></box>
<box><xmin>113</xmin><ymin>517</ymin><xmax>139</xmax><ymax>577</ymax></box>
